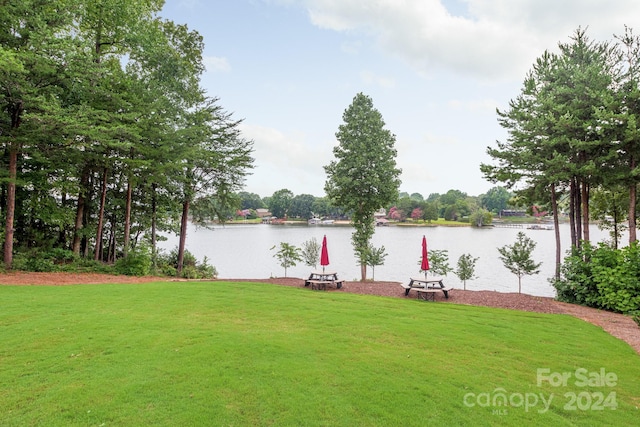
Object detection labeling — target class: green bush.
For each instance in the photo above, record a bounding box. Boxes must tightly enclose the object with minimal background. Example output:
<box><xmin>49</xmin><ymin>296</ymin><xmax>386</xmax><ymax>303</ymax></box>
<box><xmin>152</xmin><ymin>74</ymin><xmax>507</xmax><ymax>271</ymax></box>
<box><xmin>553</xmin><ymin>242</ymin><xmax>640</xmax><ymax>314</ymax></box>
<box><xmin>25</xmin><ymin>257</ymin><xmax>57</xmax><ymax>272</ymax></box>
<box><xmin>196</xmin><ymin>256</ymin><xmax>217</xmax><ymax>279</ymax></box>
<box><xmin>114</xmin><ymin>247</ymin><xmax>152</xmax><ymax>276</ymax></box>
<box><xmin>12</xmin><ymin>251</ymin><xmax>57</xmax><ymax>272</ymax></box>
<box><xmin>7</xmin><ymin>244</ymin><xmax>215</xmax><ymax>280</ymax></box>
<box><xmin>592</xmin><ymin>243</ymin><xmax>640</xmax><ymax>313</ymax></box>
<box><xmin>156</xmin><ymin>247</ymin><xmax>217</xmax><ymax>279</ymax></box>
<box><xmin>157</xmin><ymin>264</ymin><xmax>177</xmax><ymax>277</ymax></box>
<box><xmin>552</xmin><ymin>243</ymin><xmax>599</xmax><ymax>306</ymax></box>
<box><xmin>73</xmin><ymin>258</ymin><xmax>116</xmax><ymax>274</ymax></box>
<box><xmin>47</xmin><ymin>248</ymin><xmax>78</xmax><ymax>265</ymax></box>
<box><xmin>181</xmin><ymin>265</ymin><xmax>199</xmax><ymax>279</ymax></box>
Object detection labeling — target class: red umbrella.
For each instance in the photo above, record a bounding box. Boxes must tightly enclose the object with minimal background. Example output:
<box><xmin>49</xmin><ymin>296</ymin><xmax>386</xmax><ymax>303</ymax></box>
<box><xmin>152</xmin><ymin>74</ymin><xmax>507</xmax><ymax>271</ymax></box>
<box><xmin>420</xmin><ymin>235</ymin><xmax>430</xmax><ymax>276</ymax></box>
<box><xmin>320</xmin><ymin>235</ymin><xmax>330</xmax><ymax>272</ymax></box>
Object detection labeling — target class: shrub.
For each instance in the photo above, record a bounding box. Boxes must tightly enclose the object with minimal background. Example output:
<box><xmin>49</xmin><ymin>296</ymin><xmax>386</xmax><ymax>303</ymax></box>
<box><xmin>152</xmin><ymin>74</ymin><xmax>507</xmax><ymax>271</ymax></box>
<box><xmin>553</xmin><ymin>242</ymin><xmax>640</xmax><ymax>314</ymax></box>
<box><xmin>552</xmin><ymin>242</ymin><xmax>599</xmax><ymax>306</ymax></box>
<box><xmin>180</xmin><ymin>265</ymin><xmax>199</xmax><ymax>279</ymax></box>
<box><xmin>47</xmin><ymin>248</ymin><xmax>78</xmax><ymax>265</ymax></box>
<box><xmin>591</xmin><ymin>243</ymin><xmax>640</xmax><ymax>313</ymax></box>
<box><xmin>23</xmin><ymin>257</ymin><xmax>57</xmax><ymax>272</ymax></box>
<box><xmin>196</xmin><ymin>256</ymin><xmax>217</xmax><ymax>279</ymax></box>
<box><xmin>12</xmin><ymin>251</ymin><xmax>58</xmax><ymax>272</ymax></box>
<box><xmin>155</xmin><ymin>247</ymin><xmax>217</xmax><ymax>279</ymax></box>
<box><xmin>11</xmin><ymin>248</ymin><xmax>112</xmax><ymax>273</ymax></box>
<box><xmin>114</xmin><ymin>247</ymin><xmax>152</xmax><ymax>276</ymax></box>
<box><xmin>73</xmin><ymin>258</ymin><xmax>116</xmax><ymax>274</ymax></box>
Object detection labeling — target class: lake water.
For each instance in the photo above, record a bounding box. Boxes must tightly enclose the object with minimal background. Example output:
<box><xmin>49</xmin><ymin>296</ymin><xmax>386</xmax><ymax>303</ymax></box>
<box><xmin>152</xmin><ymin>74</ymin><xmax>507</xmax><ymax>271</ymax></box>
<box><xmin>158</xmin><ymin>222</ymin><xmax>619</xmax><ymax>298</ymax></box>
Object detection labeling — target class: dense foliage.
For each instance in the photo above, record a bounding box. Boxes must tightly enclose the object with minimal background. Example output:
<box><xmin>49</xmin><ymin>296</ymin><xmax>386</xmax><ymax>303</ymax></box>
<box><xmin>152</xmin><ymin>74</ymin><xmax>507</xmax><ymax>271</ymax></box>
<box><xmin>553</xmin><ymin>242</ymin><xmax>640</xmax><ymax>314</ymax></box>
<box><xmin>0</xmin><ymin>0</ymin><xmax>253</xmax><ymax>274</ymax></box>
<box><xmin>482</xmin><ymin>27</ymin><xmax>640</xmax><ymax>278</ymax></box>
<box><xmin>324</xmin><ymin>93</ymin><xmax>401</xmax><ymax>280</ymax></box>
<box><xmin>241</xmin><ymin>186</ymin><xmax>514</xmax><ymax>225</ymax></box>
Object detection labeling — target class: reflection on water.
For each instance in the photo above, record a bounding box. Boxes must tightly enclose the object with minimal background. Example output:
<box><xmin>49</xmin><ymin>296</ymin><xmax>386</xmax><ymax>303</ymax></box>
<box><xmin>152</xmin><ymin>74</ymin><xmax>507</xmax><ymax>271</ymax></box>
<box><xmin>159</xmin><ymin>222</ymin><xmax>619</xmax><ymax>297</ymax></box>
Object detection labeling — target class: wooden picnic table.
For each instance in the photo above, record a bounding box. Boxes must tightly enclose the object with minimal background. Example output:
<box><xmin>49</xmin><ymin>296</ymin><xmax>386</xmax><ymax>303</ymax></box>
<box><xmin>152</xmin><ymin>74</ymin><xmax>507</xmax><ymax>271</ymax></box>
<box><xmin>400</xmin><ymin>277</ymin><xmax>452</xmax><ymax>300</ymax></box>
<box><xmin>305</xmin><ymin>271</ymin><xmax>344</xmax><ymax>290</ymax></box>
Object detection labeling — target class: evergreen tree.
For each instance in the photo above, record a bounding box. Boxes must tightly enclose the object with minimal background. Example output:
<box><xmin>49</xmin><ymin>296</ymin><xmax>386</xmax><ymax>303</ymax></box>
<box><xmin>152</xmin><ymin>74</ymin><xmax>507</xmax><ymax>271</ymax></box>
<box><xmin>324</xmin><ymin>93</ymin><xmax>401</xmax><ymax>280</ymax></box>
<box><xmin>482</xmin><ymin>28</ymin><xmax>616</xmax><ymax>277</ymax></box>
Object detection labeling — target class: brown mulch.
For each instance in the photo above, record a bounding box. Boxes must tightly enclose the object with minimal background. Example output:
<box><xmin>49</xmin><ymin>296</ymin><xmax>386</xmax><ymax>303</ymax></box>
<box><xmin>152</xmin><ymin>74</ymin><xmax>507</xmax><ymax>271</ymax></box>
<box><xmin>1</xmin><ymin>272</ymin><xmax>638</xmax><ymax>355</ymax></box>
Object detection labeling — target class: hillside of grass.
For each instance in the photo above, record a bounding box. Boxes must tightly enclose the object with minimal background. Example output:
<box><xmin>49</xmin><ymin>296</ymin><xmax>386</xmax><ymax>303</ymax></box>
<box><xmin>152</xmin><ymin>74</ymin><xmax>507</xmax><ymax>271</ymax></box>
<box><xmin>0</xmin><ymin>281</ymin><xmax>638</xmax><ymax>426</ymax></box>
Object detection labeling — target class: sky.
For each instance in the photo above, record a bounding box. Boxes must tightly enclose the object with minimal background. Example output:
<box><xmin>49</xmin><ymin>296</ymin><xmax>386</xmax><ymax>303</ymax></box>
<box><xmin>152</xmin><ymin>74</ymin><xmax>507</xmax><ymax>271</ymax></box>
<box><xmin>160</xmin><ymin>0</ymin><xmax>640</xmax><ymax>198</ymax></box>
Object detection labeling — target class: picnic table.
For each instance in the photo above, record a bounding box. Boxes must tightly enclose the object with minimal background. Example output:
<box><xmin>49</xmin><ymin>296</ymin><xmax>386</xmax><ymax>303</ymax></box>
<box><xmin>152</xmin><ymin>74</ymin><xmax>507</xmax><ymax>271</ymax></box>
<box><xmin>305</xmin><ymin>271</ymin><xmax>343</xmax><ymax>290</ymax></box>
<box><xmin>400</xmin><ymin>277</ymin><xmax>452</xmax><ymax>301</ymax></box>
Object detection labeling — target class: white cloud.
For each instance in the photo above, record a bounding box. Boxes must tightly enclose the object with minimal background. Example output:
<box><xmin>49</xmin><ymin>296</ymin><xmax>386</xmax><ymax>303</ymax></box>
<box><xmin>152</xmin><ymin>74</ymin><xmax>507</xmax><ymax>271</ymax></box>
<box><xmin>300</xmin><ymin>0</ymin><xmax>640</xmax><ymax>81</ymax></box>
<box><xmin>203</xmin><ymin>56</ymin><xmax>231</xmax><ymax>73</ymax></box>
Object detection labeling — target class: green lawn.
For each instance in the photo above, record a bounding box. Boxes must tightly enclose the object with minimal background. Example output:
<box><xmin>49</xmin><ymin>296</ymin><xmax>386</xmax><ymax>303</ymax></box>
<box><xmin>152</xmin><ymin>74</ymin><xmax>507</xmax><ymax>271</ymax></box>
<box><xmin>0</xmin><ymin>281</ymin><xmax>638</xmax><ymax>426</ymax></box>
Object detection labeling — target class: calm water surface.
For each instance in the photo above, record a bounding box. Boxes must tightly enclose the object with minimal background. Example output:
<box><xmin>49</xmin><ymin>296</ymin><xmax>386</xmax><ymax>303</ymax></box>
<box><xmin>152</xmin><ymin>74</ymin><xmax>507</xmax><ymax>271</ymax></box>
<box><xmin>159</xmin><ymin>222</ymin><xmax>619</xmax><ymax>297</ymax></box>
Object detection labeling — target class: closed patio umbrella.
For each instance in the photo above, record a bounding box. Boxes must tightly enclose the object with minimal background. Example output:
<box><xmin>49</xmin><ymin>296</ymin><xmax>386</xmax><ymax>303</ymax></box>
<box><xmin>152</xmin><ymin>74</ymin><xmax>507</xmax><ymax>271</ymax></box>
<box><xmin>320</xmin><ymin>235</ymin><xmax>330</xmax><ymax>272</ymax></box>
<box><xmin>421</xmin><ymin>235</ymin><xmax>430</xmax><ymax>277</ymax></box>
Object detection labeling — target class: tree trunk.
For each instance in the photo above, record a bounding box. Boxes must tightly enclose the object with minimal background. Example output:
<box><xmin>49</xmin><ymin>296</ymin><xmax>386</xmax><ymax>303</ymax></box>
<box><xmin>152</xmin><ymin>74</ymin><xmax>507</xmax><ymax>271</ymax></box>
<box><xmin>360</xmin><ymin>262</ymin><xmax>367</xmax><ymax>281</ymax></box>
<box><xmin>629</xmin><ymin>183</ymin><xmax>637</xmax><ymax>244</ymax></box>
<box><xmin>551</xmin><ymin>184</ymin><xmax>561</xmax><ymax>279</ymax></box>
<box><xmin>575</xmin><ymin>179</ymin><xmax>582</xmax><ymax>248</ymax></box>
<box><xmin>94</xmin><ymin>167</ymin><xmax>108</xmax><ymax>261</ymax></box>
<box><xmin>569</xmin><ymin>180</ymin><xmax>577</xmax><ymax>248</ymax></box>
<box><xmin>58</xmin><ymin>192</ymin><xmax>68</xmax><ymax>247</ymax></box>
<box><xmin>107</xmin><ymin>214</ymin><xmax>116</xmax><ymax>263</ymax></box>
<box><xmin>581</xmin><ymin>179</ymin><xmax>590</xmax><ymax>243</ymax></box>
<box><xmin>72</xmin><ymin>165</ymin><xmax>91</xmax><ymax>255</ymax></box>
<box><xmin>151</xmin><ymin>183</ymin><xmax>158</xmax><ymax>269</ymax></box>
<box><xmin>123</xmin><ymin>178</ymin><xmax>132</xmax><ymax>256</ymax></box>
<box><xmin>3</xmin><ymin>146</ymin><xmax>17</xmax><ymax>270</ymax></box>
<box><xmin>177</xmin><ymin>199</ymin><xmax>190</xmax><ymax>275</ymax></box>
<box><xmin>4</xmin><ymin>100</ymin><xmax>23</xmax><ymax>270</ymax></box>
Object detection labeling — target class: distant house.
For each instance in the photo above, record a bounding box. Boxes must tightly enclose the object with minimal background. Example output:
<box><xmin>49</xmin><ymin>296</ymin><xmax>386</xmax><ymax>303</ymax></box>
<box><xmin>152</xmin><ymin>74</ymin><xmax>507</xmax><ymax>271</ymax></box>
<box><xmin>256</xmin><ymin>208</ymin><xmax>272</xmax><ymax>218</ymax></box>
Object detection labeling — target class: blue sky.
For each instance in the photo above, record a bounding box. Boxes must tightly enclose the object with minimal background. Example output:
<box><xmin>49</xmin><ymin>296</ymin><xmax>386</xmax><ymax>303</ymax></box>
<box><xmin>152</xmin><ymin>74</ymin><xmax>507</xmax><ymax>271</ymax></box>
<box><xmin>160</xmin><ymin>0</ymin><xmax>640</xmax><ymax>198</ymax></box>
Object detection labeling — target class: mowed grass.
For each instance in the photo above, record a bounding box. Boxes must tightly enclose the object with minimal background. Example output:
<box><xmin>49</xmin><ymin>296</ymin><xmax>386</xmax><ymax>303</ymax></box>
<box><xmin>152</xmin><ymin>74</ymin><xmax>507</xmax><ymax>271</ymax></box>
<box><xmin>0</xmin><ymin>282</ymin><xmax>638</xmax><ymax>426</ymax></box>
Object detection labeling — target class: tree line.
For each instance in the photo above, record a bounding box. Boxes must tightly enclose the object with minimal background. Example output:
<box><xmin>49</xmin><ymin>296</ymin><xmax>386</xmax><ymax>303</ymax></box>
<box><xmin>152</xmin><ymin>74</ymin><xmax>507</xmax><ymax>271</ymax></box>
<box><xmin>231</xmin><ymin>186</ymin><xmax>515</xmax><ymax>223</ymax></box>
<box><xmin>0</xmin><ymin>1</ymin><xmax>254</xmax><ymax>273</ymax></box>
<box><xmin>482</xmin><ymin>27</ymin><xmax>640</xmax><ymax>277</ymax></box>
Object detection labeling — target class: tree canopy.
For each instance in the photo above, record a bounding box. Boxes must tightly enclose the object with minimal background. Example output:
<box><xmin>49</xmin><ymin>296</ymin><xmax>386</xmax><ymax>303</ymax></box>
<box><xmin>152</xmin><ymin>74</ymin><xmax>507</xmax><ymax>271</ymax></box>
<box><xmin>324</xmin><ymin>93</ymin><xmax>401</xmax><ymax>280</ymax></box>
<box><xmin>0</xmin><ymin>0</ymin><xmax>253</xmax><ymax>272</ymax></box>
<box><xmin>482</xmin><ymin>27</ymin><xmax>640</xmax><ymax>276</ymax></box>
